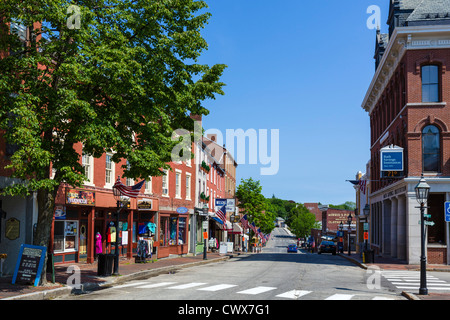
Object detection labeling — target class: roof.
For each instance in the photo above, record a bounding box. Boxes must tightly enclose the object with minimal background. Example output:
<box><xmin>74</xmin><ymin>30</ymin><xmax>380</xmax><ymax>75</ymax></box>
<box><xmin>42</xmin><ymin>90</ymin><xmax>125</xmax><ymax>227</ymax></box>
<box><xmin>406</xmin><ymin>0</ymin><xmax>450</xmax><ymax>23</ymax></box>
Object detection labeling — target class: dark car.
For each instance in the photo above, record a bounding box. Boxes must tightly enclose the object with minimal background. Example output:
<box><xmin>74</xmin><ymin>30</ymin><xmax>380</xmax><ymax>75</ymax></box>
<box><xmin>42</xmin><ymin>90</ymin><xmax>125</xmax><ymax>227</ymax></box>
<box><xmin>287</xmin><ymin>244</ymin><xmax>298</xmax><ymax>253</ymax></box>
<box><xmin>318</xmin><ymin>240</ymin><xmax>336</xmax><ymax>255</ymax></box>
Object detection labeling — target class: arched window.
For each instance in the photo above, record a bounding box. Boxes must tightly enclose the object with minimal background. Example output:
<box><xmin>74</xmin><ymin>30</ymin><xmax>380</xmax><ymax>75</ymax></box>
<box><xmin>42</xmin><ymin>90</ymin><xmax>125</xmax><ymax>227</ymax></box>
<box><xmin>422</xmin><ymin>125</ymin><xmax>440</xmax><ymax>172</ymax></box>
<box><xmin>421</xmin><ymin>65</ymin><xmax>439</xmax><ymax>102</ymax></box>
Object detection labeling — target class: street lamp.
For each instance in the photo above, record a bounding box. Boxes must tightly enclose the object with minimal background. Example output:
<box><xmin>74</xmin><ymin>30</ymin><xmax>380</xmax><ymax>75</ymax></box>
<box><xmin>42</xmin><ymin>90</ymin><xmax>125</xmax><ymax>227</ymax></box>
<box><xmin>363</xmin><ymin>204</ymin><xmax>370</xmax><ymax>252</ymax></box>
<box><xmin>112</xmin><ymin>184</ymin><xmax>123</xmax><ymax>275</ymax></box>
<box><xmin>347</xmin><ymin>213</ymin><xmax>352</xmax><ymax>256</ymax></box>
<box><xmin>415</xmin><ymin>174</ymin><xmax>430</xmax><ymax>295</ymax></box>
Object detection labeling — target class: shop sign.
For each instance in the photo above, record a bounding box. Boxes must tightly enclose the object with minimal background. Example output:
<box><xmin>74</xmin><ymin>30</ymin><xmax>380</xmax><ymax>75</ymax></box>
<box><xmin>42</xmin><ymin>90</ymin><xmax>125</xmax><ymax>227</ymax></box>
<box><xmin>5</xmin><ymin>218</ymin><xmax>20</xmax><ymax>240</ymax></box>
<box><xmin>380</xmin><ymin>145</ymin><xmax>403</xmax><ymax>172</ymax></box>
<box><xmin>176</xmin><ymin>206</ymin><xmax>189</xmax><ymax>214</ymax></box>
<box><xmin>66</xmin><ymin>189</ymin><xmax>95</xmax><ymax>206</ymax></box>
<box><xmin>55</xmin><ymin>206</ymin><xmax>66</xmax><ymax>220</ymax></box>
<box><xmin>12</xmin><ymin>244</ymin><xmax>47</xmax><ymax>287</ymax></box>
<box><xmin>137</xmin><ymin>198</ymin><xmax>152</xmax><ymax>211</ymax></box>
<box><xmin>215</xmin><ymin>198</ymin><xmax>235</xmax><ymax>213</ymax></box>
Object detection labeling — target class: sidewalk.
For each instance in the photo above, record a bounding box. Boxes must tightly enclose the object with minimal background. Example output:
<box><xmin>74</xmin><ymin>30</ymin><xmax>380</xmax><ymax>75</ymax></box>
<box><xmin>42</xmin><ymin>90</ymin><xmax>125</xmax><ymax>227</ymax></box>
<box><xmin>339</xmin><ymin>252</ymin><xmax>450</xmax><ymax>300</ymax></box>
<box><xmin>0</xmin><ymin>252</ymin><xmax>235</xmax><ymax>300</ymax></box>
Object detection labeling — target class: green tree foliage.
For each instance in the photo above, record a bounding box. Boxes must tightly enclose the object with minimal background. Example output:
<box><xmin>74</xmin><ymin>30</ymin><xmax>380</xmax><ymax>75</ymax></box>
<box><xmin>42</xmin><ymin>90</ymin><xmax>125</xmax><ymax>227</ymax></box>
<box><xmin>288</xmin><ymin>204</ymin><xmax>317</xmax><ymax>239</ymax></box>
<box><xmin>0</xmin><ymin>0</ymin><xmax>226</xmax><ymax>283</ymax></box>
<box><xmin>235</xmin><ymin>178</ymin><xmax>275</xmax><ymax>235</ymax></box>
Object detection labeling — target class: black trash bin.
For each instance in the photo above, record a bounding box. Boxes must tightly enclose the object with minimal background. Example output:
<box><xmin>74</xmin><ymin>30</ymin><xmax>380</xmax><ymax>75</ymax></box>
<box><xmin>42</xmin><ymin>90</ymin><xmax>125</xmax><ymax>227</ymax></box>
<box><xmin>363</xmin><ymin>250</ymin><xmax>375</xmax><ymax>263</ymax></box>
<box><xmin>97</xmin><ymin>254</ymin><xmax>114</xmax><ymax>276</ymax></box>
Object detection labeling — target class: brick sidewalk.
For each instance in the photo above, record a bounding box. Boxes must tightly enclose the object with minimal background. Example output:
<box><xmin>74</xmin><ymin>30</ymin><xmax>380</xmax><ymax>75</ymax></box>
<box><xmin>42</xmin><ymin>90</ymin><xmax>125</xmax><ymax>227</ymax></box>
<box><xmin>0</xmin><ymin>252</ymin><xmax>232</xmax><ymax>300</ymax></box>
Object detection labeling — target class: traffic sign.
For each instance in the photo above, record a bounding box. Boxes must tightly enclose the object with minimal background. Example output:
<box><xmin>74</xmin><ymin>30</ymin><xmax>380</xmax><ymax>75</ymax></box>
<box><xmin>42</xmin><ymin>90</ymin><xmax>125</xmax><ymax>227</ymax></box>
<box><xmin>445</xmin><ymin>202</ymin><xmax>450</xmax><ymax>222</ymax></box>
<box><xmin>419</xmin><ymin>220</ymin><xmax>435</xmax><ymax>226</ymax></box>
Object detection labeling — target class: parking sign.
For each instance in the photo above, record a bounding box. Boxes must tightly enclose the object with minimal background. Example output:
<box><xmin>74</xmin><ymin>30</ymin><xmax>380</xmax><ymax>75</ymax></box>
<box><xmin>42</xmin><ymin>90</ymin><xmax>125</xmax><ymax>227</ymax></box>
<box><xmin>445</xmin><ymin>202</ymin><xmax>450</xmax><ymax>222</ymax></box>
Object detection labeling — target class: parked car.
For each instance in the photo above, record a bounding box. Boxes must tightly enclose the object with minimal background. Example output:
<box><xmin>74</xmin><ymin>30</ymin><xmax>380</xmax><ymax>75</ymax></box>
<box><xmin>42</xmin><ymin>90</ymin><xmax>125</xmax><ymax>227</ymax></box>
<box><xmin>287</xmin><ymin>244</ymin><xmax>298</xmax><ymax>253</ymax></box>
<box><xmin>318</xmin><ymin>240</ymin><xmax>336</xmax><ymax>255</ymax></box>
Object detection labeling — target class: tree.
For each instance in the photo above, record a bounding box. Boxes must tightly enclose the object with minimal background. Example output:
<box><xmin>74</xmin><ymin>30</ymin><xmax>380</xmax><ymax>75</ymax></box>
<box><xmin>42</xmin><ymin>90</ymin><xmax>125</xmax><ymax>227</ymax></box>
<box><xmin>235</xmin><ymin>178</ymin><xmax>274</xmax><ymax>235</ymax></box>
<box><xmin>0</xmin><ymin>0</ymin><xmax>226</xmax><ymax>284</ymax></box>
<box><xmin>289</xmin><ymin>204</ymin><xmax>316</xmax><ymax>239</ymax></box>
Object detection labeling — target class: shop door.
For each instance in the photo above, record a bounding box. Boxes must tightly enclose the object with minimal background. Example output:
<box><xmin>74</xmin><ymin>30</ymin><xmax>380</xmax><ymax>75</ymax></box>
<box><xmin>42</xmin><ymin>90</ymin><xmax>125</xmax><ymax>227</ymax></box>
<box><xmin>79</xmin><ymin>220</ymin><xmax>88</xmax><ymax>261</ymax></box>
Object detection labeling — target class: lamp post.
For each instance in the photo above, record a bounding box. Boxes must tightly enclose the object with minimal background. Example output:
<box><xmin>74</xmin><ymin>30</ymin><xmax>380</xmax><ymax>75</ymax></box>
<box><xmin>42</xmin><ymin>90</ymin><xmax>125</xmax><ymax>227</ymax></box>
<box><xmin>112</xmin><ymin>185</ymin><xmax>123</xmax><ymax>275</ymax></box>
<box><xmin>363</xmin><ymin>204</ymin><xmax>370</xmax><ymax>252</ymax></box>
<box><xmin>415</xmin><ymin>174</ymin><xmax>430</xmax><ymax>295</ymax></box>
<box><xmin>347</xmin><ymin>213</ymin><xmax>352</xmax><ymax>256</ymax></box>
<box><xmin>203</xmin><ymin>204</ymin><xmax>209</xmax><ymax>260</ymax></box>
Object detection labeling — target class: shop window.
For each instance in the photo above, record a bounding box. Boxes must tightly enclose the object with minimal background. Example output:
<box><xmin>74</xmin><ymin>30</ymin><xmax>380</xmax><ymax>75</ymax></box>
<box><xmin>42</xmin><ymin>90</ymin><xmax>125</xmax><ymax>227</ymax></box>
<box><xmin>160</xmin><ymin>217</ymin><xmax>169</xmax><ymax>247</ymax></box>
<box><xmin>422</xmin><ymin>125</ymin><xmax>441</xmax><ymax>172</ymax></box>
<box><xmin>422</xmin><ymin>65</ymin><xmax>439</xmax><ymax>103</ymax></box>
<box><xmin>179</xmin><ymin>218</ymin><xmax>187</xmax><ymax>245</ymax></box>
<box><xmin>169</xmin><ymin>217</ymin><xmax>178</xmax><ymax>245</ymax></box>
<box><xmin>53</xmin><ymin>220</ymin><xmax>79</xmax><ymax>252</ymax></box>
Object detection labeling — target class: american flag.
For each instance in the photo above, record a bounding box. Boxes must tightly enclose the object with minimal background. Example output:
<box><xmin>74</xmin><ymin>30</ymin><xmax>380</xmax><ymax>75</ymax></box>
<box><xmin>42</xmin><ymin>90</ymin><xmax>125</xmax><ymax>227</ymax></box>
<box><xmin>113</xmin><ymin>176</ymin><xmax>145</xmax><ymax>198</ymax></box>
<box><xmin>250</xmin><ymin>222</ymin><xmax>257</xmax><ymax>234</ymax></box>
<box><xmin>216</xmin><ymin>204</ymin><xmax>227</xmax><ymax>224</ymax></box>
<box><xmin>359</xmin><ymin>179</ymin><xmax>367</xmax><ymax>195</ymax></box>
<box><xmin>240</xmin><ymin>214</ymin><xmax>249</xmax><ymax>230</ymax></box>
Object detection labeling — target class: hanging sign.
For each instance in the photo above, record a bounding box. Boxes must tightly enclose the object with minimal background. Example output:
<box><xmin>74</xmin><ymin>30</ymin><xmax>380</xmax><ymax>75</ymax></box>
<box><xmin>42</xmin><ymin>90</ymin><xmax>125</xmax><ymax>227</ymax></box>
<box><xmin>380</xmin><ymin>145</ymin><xmax>404</xmax><ymax>172</ymax></box>
<box><xmin>12</xmin><ymin>244</ymin><xmax>47</xmax><ymax>287</ymax></box>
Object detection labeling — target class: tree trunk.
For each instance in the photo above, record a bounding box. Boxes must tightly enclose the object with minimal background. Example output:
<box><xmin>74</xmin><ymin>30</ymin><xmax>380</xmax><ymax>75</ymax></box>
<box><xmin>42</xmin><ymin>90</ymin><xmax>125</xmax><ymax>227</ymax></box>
<box><xmin>34</xmin><ymin>187</ymin><xmax>58</xmax><ymax>286</ymax></box>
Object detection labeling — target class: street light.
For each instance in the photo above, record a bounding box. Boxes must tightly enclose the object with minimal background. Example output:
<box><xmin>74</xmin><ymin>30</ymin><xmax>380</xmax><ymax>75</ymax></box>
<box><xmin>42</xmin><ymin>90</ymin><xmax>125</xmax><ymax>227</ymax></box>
<box><xmin>347</xmin><ymin>213</ymin><xmax>352</xmax><ymax>256</ymax></box>
<box><xmin>415</xmin><ymin>174</ymin><xmax>430</xmax><ymax>296</ymax></box>
<box><xmin>363</xmin><ymin>204</ymin><xmax>370</xmax><ymax>252</ymax></box>
<box><xmin>112</xmin><ymin>184</ymin><xmax>123</xmax><ymax>275</ymax></box>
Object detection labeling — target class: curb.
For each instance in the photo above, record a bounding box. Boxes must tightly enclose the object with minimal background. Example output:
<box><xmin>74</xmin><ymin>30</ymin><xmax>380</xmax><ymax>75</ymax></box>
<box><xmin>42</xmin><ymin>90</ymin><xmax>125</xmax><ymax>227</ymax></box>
<box><xmin>2</xmin><ymin>255</ymin><xmax>233</xmax><ymax>300</ymax></box>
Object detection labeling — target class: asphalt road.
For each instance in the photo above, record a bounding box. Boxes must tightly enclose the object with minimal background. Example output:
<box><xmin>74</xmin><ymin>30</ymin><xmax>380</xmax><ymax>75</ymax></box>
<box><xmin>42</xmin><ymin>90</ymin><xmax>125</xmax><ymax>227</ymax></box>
<box><xmin>59</xmin><ymin>227</ymin><xmax>406</xmax><ymax>302</ymax></box>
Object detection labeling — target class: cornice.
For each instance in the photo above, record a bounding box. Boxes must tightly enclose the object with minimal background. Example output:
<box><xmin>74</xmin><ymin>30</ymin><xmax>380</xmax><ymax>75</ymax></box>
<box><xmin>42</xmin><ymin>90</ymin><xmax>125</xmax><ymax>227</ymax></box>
<box><xmin>361</xmin><ymin>25</ymin><xmax>450</xmax><ymax>115</ymax></box>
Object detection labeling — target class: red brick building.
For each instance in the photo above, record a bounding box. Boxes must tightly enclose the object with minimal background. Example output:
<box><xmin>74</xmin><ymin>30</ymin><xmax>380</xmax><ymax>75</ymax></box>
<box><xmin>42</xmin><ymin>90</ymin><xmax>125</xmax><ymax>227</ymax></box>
<box><xmin>362</xmin><ymin>0</ymin><xmax>450</xmax><ymax>264</ymax></box>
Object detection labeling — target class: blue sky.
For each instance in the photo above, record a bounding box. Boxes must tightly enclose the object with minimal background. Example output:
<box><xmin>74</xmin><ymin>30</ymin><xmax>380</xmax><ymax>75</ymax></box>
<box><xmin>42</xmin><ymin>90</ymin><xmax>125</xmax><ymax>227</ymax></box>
<box><xmin>197</xmin><ymin>0</ymin><xmax>390</xmax><ymax>205</ymax></box>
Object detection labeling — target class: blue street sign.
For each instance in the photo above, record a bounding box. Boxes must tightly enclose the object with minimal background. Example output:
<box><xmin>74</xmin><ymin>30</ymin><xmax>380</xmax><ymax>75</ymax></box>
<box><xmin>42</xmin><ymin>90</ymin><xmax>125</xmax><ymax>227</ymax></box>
<box><xmin>445</xmin><ymin>202</ymin><xmax>450</xmax><ymax>222</ymax></box>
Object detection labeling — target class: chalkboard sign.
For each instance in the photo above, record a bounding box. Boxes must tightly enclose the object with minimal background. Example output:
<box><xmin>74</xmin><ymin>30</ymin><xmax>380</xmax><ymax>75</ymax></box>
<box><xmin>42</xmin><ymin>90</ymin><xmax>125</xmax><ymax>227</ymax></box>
<box><xmin>12</xmin><ymin>244</ymin><xmax>47</xmax><ymax>287</ymax></box>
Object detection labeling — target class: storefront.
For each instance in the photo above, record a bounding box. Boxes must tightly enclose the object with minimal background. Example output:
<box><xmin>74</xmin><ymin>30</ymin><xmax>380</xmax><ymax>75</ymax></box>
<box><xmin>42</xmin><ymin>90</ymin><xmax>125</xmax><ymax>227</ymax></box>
<box><xmin>50</xmin><ymin>187</ymin><xmax>160</xmax><ymax>264</ymax></box>
<box><xmin>158</xmin><ymin>209</ymin><xmax>189</xmax><ymax>258</ymax></box>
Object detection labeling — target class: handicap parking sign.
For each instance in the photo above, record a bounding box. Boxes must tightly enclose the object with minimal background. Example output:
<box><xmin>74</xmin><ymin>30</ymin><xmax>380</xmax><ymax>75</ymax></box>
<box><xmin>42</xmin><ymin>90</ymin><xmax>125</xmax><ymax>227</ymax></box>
<box><xmin>445</xmin><ymin>202</ymin><xmax>450</xmax><ymax>222</ymax></box>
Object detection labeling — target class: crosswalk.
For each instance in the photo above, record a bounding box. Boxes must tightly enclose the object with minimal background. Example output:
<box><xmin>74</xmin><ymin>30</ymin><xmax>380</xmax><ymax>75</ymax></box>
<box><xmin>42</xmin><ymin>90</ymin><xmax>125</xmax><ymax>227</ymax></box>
<box><xmin>382</xmin><ymin>270</ymin><xmax>450</xmax><ymax>292</ymax></box>
<box><xmin>110</xmin><ymin>280</ymin><xmax>400</xmax><ymax>300</ymax></box>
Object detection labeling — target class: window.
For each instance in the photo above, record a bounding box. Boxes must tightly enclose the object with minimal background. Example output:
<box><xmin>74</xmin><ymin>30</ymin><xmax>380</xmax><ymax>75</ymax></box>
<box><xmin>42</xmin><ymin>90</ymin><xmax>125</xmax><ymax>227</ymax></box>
<box><xmin>105</xmin><ymin>153</ymin><xmax>114</xmax><ymax>187</ymax></box>
<box><xmin>422</xmin><ymin>125</ymin><xmax>440</xmax><ymax>172</ymax></box>
<box><xmin>175</xmin><ymin>171</ymin><xmax>181</xmax><ymax>198</ymax></box>
<box><xmin>162</xmin><ymin>170</ymin><xmax>169</xmax><ymax>196</ymax></box>
<box><xmin>186</xmin><ymin>173</ymin><xmax>191</xmax><ymax>200</ymax></box>
<box><xmin>145</xmin><ymin>177</ymin><xmax>152</xmax><ymax>194</ymax></box>
<box><xmin>422</xmin><ymin>65</ymin><xmax>439</xmax><ymax>102</ymax></box>
<box><xmin>126</xmin><ymin>161</ymin><xmax>134</xmax><ymax>186</ymax></box>
<box><xmin>82</xmin><ymin>152</ymin><xmax>94</xmax><ymax>185</ymax></box>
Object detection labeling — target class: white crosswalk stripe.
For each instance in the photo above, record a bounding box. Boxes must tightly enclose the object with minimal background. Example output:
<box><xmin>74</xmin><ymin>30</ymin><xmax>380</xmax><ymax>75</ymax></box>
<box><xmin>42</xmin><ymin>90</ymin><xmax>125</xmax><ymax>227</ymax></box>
<box><xmin>382</xmin><ymin>270</ymin><xmax>450</xmax><ymax>291</ymax></box>
<box><xmin>236</xmin><ymin>286</ymin><xmax>277</xmax><ymax>295</ymax></box>
<box><xmin>275</xmin><ymin>290</ymin><xmax>312</xmax><ymax>299</ymax></box>
<box><xmin>109</xmin><ymin>281</ymin><xmax>402</xmax><ymax>300</ymax></box>
<box><xmin>325</xmin><ymin>294</ymin><xmax>354</xmax><ymax>300</ymax></box>
<box><xmin>198</xmin><ymin>284</ymin><xmax>238</xmax><ymax>292</ymax></box>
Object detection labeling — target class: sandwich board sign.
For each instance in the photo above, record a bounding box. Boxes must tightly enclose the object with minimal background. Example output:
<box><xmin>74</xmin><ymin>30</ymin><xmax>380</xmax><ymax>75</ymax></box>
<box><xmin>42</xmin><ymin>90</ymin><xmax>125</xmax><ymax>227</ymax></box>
<box><xmin>12</xmin><ymin>244</ymin><xmax>47</xmax><ymax>287</ymax></box>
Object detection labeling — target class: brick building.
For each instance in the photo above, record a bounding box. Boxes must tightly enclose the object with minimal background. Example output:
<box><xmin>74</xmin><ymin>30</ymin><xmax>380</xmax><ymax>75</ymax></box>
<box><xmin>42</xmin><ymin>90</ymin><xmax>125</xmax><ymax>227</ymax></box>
<box><xmin>362</xmin><ymin>0</ymin><xmax>450</xmax><ymax>264</ymax></box>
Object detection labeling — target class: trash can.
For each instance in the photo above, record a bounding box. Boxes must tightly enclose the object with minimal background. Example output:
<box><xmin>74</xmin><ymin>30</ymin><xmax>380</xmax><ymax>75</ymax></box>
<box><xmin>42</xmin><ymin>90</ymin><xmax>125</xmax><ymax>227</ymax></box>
<box><xmin>363</xmin><ymin>250</ymin><xmax>375</xmax><ymax>264</ymax></box>
<box><xmin>97</xmin><ymin>254</ymin><xmax>114</xmax><ymax>276</ymax></box>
